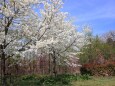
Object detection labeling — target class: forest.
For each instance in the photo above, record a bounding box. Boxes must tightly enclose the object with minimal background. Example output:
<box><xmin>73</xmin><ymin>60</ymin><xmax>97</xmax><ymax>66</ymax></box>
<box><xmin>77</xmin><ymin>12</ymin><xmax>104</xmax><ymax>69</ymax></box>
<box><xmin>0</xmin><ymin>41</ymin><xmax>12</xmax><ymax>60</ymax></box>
<box><xmin>0</xmin><ymin>0</ymin><xmax>115</xmax><ymax>86</ymax></box>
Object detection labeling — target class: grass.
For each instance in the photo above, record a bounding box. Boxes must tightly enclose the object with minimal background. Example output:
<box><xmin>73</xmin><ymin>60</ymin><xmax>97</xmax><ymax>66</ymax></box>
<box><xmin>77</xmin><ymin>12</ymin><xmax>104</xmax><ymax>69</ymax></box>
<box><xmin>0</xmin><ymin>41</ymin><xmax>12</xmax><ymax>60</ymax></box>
<box><xmin>3</xmin><ymin>74</ymin><xmax>115</xmax><ymax>86</ymax></box>
<box><xmin>72</xmin><ymin>77</ymin><xmax>115</xmax><ymax>86</ymax></box>
<box><xmin>0</xmin><ymin>74</ymin><xmax>91</xmax><ymax>86</ymax></box>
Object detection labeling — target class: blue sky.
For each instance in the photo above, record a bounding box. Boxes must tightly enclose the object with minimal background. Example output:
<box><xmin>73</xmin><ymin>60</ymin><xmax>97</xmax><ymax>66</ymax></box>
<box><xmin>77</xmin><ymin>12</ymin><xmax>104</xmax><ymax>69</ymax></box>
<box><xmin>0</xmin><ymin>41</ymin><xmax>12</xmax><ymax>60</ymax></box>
<box><xmin>61</xmin><ymin>0</ymin><xmax>115</xmax><ymax>35</ymax></box>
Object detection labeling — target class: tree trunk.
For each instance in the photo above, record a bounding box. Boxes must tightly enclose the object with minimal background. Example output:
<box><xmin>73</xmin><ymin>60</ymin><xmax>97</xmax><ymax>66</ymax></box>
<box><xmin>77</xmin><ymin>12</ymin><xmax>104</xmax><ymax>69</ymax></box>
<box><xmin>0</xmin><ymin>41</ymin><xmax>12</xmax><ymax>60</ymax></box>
<box><xmin>0</xmin><ymin>58</ymin><xmax>3</xmax><ymax>85</ymax></box>
<box><xmin>52</xmin><ymin>50</ymin><xmax>57</xmax><ymax>77</ymax></box>
<box><xmin>0</xmin><ymin>44</ymin><xmax>7</xmax><ymax>86</ymax></box>
<box><xmin>2</xmin><ymin>52</ymin><xmax>7</xmax><ymax>86</ymax></box>
<box><xmin>48</xmin><ymin>53</ymin><xmax>51</xmax><ymax>75</ymax></box>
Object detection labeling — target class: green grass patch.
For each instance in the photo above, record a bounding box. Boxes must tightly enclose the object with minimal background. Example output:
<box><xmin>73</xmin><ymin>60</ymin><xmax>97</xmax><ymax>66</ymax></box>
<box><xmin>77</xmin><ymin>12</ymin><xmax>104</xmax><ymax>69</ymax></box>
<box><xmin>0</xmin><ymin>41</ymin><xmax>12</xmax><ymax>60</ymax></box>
<box><xmin>72</xmin><ymin>77</ymin><xmax>115</xmax><ymax>86</ymax></box>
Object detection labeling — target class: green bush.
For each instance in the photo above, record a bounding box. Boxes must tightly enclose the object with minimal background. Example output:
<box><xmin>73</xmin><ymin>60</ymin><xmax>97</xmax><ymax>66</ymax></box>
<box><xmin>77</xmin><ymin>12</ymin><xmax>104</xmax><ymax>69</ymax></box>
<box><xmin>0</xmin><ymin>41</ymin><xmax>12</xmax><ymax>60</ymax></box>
<box><xmin>15</xmin><ymin>74</ymin><xmax>91</xmax><ymax>86</ymax></box>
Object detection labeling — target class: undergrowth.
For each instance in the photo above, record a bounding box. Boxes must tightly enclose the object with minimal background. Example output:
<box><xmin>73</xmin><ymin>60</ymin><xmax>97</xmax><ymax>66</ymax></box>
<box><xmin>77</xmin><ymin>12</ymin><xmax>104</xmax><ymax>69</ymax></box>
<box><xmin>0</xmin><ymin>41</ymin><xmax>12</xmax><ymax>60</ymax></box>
<box><xmin>14</xmin><ymin>74</ymin><xmax>91</xmax><ymax>86</ymax></box>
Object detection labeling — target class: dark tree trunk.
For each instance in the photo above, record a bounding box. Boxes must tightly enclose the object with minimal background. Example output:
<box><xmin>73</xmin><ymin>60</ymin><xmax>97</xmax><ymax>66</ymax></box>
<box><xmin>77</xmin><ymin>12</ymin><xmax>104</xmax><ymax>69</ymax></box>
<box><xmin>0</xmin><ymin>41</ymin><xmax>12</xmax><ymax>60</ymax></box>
<box><xmin>52</xmin><ymin>50</ymin><xmax>57</xmax><ymax>77</ymax></box>
<box><xmin>48</xmin><ymin>53</ymin><xmax>51</xmax><ymax>75</ymax></box>
<box><xmin>0</xmin><ymin>58</ymin><xmax>3</xmax><ymax>85</ymax></box>
<box><xmin>0</xmin><ymin>44</ymin><xmax>7</xmax><ymax>86</ymax></box>
<box><xmin>2</xmin><ymin>52</ymin><xmax>7</xmax><ymax>86</ymax></box>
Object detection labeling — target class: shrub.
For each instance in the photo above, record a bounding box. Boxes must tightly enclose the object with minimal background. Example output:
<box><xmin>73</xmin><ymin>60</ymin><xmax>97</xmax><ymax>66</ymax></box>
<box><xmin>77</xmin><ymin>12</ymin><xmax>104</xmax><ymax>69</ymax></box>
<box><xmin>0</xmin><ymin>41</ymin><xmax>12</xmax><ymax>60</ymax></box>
<box><xmin>16</xmin><ymin>74</ymin><xmax>91</xmax><ymax>86</ymax></box>
<box><xmin>81</xmin><ymin>60</ymin><xmax>115</xmax><ymax>76</ymax></box>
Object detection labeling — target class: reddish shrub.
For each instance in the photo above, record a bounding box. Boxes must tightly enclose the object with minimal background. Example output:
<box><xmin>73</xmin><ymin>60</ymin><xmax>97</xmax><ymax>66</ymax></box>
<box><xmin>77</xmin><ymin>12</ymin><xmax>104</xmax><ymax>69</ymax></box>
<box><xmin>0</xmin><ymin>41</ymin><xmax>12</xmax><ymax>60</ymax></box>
<box><xmin>81</xmin><ymin>60</ymin><xmax>115</xmax><ymax>76</ymax></box>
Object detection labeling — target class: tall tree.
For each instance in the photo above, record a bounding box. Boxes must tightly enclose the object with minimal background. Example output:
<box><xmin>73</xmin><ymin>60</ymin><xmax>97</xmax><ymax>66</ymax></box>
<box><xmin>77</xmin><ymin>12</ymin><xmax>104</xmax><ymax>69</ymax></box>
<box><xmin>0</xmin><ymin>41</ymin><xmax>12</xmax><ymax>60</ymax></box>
<box><xmin>0</xmin><ymin>0</ymin><xmax>42</xmax><ymax>85</ymax></box>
